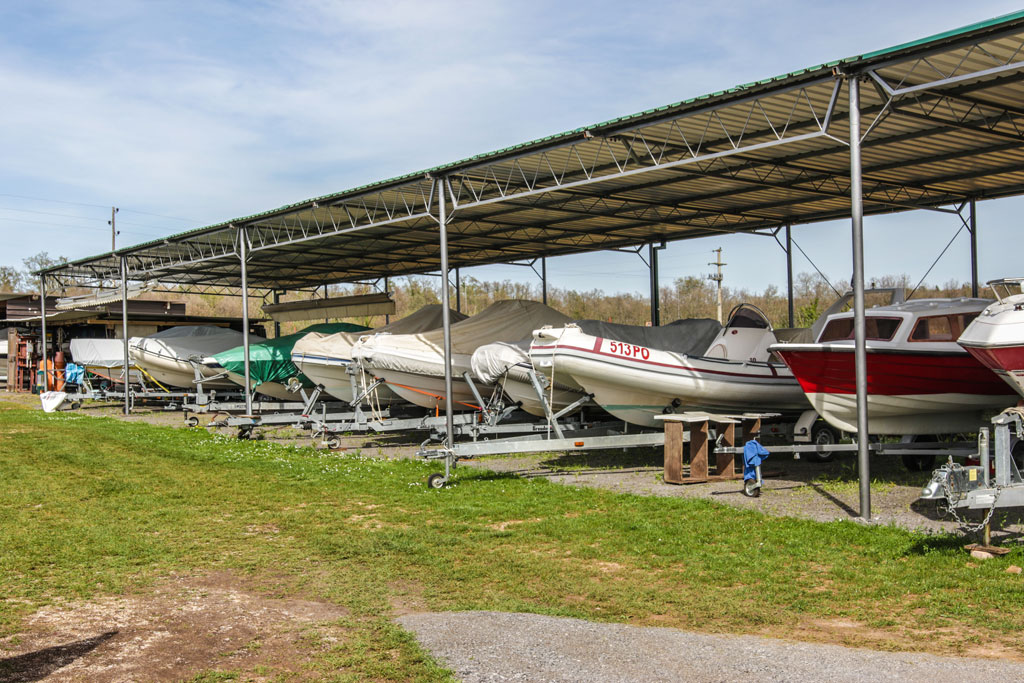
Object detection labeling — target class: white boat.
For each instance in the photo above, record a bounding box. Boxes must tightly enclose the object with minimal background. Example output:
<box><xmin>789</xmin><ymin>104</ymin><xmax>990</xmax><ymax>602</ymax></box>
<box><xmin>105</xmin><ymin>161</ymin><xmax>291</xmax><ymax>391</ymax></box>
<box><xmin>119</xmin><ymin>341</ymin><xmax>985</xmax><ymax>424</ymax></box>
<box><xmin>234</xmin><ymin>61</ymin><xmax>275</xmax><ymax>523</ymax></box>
<box><xmin>130</xmin><ymin>326</ymin><xmax>261</xmax><ymax>389</ymax></box>
<box><xmin>958</xmin><ymin>278</ymin><xmax>1024</xmax><ymax>398</ymax></box>
<box><xmin>291</xmin><ymin>305</ymin><xmax>467</xmax><ymax>404</ymax></box>
<box><xmin>529</xmin><ymin>307</ymin><xmax>807</xmax><ymax>428</ymax></box>
<box><xmin>772</xmin><ymin>297</ymin><xmax>1017</xmax><ymax>435</ymax></box>
<box><xmin>352</xmin><ymin>300</ymin><xmax>572</xmax><ymax>412</ymax></box>
<box><xmin>69</xmin><ymin>338</ymin><xmax>143</xmax><ymax>385</ymax></box>
<box><xmin>471</xmin><ymin>339</ymin><xmax>588</xmax><ymax>417</ymax></box>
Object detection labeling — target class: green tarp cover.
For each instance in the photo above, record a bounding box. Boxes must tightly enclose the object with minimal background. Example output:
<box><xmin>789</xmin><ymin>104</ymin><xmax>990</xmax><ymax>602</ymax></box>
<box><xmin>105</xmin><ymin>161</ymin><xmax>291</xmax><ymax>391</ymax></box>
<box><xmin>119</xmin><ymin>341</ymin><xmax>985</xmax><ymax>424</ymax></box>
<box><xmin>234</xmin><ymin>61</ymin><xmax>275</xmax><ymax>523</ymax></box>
<box><xmin>214</xmin><ymin>322</ymin><xmax>369</xmax><ymax>387</ymax></box>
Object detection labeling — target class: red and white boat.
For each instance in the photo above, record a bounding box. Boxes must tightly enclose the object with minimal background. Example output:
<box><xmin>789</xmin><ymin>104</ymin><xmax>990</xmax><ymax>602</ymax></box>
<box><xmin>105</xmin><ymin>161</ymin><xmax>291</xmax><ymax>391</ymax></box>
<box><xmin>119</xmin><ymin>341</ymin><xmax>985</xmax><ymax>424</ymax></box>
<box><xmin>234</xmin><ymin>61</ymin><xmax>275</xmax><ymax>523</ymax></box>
<box><xmin>958</xmin><ymin>278</ymin><xmax>1024</xmax><ymax>397</ymax></box>
<box><xmin>771</xmin><ymin>298</ymin><xmax>1017</xmax><ymax>435</ymax></box>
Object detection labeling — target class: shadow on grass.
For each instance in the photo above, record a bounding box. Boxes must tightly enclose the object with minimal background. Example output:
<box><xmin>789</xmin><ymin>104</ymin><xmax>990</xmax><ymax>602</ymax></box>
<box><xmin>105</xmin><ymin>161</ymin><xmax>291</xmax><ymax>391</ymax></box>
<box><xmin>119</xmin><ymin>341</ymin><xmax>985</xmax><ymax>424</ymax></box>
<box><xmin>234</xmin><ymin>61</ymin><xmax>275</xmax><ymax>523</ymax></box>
<box><xmin>808</xmin><ymin>483</ymin><xmax>858</xmax><ymax>517</ymax></box>
<box><xmin>0</xmin><ymin>631</ymin><xmax>118</xmax><ymax>682</ymax></box>
<box><xmin>539</xmin><ymin>447</ymin><xmax>662</xmax><ymax>471</ymax></box>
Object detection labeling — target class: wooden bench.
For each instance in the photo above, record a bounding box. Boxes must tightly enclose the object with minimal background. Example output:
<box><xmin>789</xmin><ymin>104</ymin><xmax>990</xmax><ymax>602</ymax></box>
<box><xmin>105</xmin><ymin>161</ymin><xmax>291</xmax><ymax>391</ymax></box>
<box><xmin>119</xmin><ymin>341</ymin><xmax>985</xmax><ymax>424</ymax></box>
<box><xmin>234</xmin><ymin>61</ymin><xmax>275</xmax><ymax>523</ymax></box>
<box><xmin>657</xmin><ymin>413</ymin><xmax>763</xmax><ymax>484</ymax></box>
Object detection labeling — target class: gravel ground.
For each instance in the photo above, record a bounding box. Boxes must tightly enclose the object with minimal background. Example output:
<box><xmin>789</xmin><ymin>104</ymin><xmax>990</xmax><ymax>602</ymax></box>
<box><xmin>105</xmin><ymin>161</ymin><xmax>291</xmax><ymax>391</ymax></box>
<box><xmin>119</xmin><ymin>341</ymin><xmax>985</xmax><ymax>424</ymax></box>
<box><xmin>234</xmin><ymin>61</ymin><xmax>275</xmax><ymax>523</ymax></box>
<box><xmin>399</xmin><ymin>611</ymin><xmax>1024</xmax><ymax>682</ymax></box>
<box><xmin>459</xmin><ymin>450</ymin><xmax>1024</xmax><ymax>539</ymax></box>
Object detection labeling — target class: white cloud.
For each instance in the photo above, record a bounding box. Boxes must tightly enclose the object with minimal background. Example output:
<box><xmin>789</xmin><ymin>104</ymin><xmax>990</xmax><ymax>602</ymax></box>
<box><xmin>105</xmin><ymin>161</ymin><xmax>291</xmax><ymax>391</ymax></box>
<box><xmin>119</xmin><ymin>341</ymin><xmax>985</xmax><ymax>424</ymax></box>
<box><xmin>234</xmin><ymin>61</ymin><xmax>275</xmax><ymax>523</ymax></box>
<box><xmin>1</xmin><ymin>0</ymin><xmax>1022</xmax><ymax>290</ymax></box>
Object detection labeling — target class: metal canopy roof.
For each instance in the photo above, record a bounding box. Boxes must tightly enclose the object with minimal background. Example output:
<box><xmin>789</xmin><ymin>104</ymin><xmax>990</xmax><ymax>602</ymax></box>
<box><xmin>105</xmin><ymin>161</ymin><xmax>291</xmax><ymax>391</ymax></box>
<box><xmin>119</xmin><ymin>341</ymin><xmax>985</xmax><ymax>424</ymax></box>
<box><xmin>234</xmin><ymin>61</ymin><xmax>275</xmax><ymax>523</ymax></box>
<box><xmin>40</xmin><ymin>11</ymin><xmax>1024</xmax><ymax>294</ymax></box>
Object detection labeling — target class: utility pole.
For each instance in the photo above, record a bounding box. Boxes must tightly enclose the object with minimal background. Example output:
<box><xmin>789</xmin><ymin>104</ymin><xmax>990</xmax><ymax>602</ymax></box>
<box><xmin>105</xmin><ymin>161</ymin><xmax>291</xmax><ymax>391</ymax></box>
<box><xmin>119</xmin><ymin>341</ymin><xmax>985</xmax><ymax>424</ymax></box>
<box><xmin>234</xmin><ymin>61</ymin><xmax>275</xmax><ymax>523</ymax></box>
<box><xmin>109</xmin><ymin>207</ymin><xmax>119</xmax><ymax>251</ymax></box>
<box><xmin>708</xmin><ymin>247</ymin><xmax>726</xmax><ymax>324</ymax></box>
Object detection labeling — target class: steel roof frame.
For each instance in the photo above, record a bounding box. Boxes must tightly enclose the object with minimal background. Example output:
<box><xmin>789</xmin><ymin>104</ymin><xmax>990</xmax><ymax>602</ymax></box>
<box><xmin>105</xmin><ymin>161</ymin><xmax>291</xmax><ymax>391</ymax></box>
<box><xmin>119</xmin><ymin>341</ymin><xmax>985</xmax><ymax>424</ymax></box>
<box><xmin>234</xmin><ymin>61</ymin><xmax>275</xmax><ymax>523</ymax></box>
<box><xmin>33</xmin><ymin>12</ymin><xmax>1024</xmax><ymax>520</ymax></box>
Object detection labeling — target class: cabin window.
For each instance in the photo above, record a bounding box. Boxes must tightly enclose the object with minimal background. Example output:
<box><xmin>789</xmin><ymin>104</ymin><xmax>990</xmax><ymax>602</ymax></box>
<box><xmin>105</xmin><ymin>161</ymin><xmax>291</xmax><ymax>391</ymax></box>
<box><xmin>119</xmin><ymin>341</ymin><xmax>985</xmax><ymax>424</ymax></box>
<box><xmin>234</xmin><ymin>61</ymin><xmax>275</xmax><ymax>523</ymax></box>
<box><xmin>818</xmin><ymin>316</ymin><xmax>902</xmax><ymax>342</ymax></box>
<box><xmin>909</xmin><ymin>312</ymin><xmax>980</xmax><ymax>342</ymax></box>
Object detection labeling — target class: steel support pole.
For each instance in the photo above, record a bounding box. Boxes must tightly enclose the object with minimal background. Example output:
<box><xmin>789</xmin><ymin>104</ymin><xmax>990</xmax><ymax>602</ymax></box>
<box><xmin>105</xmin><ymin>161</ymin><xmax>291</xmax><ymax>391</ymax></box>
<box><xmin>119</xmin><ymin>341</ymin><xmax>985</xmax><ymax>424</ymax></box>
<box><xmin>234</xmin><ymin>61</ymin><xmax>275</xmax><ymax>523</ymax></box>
<box><xmin>649</xmin><ymin>243</ymin><xmax>660</xmax><ymax>326</ymax></box>
<box><xmin>437</xmin><ymin>180</ymin><xmax>455</xmax><ymax>448</ymax></box>
<box><xmin>384</xmin><ymin>276</ymin><xmax>391</xmax><ymax>324</ymax></box>
<box><xmin>541</xmin><ymin>257</ymin><xmax>548</xmax><ymax>306</ymax></box>
<box><xmin>969</xmin><ymin>198</ymin><xmax>979</xmax><ymax>298</ymax></box>
<box><xmin>272</xmin><ymin>290</ymin><xmax>281</xmax><ymax>337</ymax></box>
<box><xmin>849</xmin><ymin>75</ymin><xmax>871</xmax><ymax>521</ymax></box>
<box><xmin>239</xmin><ymin>227</ymin><xmax>253</xmax><ymax>415</ymax></box>
<box><xmin>786</xmin><ymin>224</ymin><xmax>795</xmax><ymax>328</ymax></box>
<box><xmin>455</xmin><ymin>268</ymin><xmax>461</xmax><ymax>313</ymax></box>
<box><xmin>39</xmin><ymin>276</ymin><xmax>48</xmax><ymax>392</ymax></box>
<box><xmin>121</xmin><ymin>256</ymin><xmax>130</xmax><ymax>415</ymax></box>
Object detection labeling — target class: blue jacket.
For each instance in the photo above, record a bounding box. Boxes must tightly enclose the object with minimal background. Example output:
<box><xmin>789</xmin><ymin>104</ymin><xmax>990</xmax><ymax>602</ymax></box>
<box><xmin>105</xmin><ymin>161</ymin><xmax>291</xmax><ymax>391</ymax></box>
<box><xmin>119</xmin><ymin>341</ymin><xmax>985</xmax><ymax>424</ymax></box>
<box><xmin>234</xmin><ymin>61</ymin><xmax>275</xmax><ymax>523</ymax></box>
<box><xmin>742</xmin><ymin>439</ymin><xmax>770</xmax><ymax>481</ymax></box>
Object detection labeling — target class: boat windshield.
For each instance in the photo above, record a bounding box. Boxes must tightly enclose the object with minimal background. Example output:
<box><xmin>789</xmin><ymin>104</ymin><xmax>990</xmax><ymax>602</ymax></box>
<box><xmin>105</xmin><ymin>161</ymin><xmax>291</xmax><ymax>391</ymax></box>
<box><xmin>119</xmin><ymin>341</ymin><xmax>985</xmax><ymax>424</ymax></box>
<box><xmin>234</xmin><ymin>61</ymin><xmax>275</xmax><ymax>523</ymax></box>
<box><xmin>817</xmin><ymin>316</ymin><xmax>902</xmax><ymax>343</ymax></box>
<box><xmin>988</xmin><ymin>279</ymin><xmax>1024</xmax><ymax>302</ymax></box>
<box><xmin>725</xmin><ymin>304</ymin><xmax>771</xmax><ymax>329</ymax></box>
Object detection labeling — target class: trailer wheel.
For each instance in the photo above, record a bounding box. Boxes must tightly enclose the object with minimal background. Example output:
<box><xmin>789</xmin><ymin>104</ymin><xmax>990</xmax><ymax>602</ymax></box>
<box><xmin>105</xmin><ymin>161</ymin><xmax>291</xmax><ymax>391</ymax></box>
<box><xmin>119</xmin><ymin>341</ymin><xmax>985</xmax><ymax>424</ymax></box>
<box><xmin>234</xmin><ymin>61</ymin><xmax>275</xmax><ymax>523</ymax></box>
<box><xmin>427</xmin><ymin>473</ymin><xmax>447</xmax><ymax>489</ymax></box>
<box><xmin>184</xmin><ymin>415</ymin><xmax>200</xmax><ymax>428</ymax></box>
<box><xmin>805</xmin><ymin>423</ymin><xmax>839</xmax><ymax>462</ymax></box>
<box><xmin>326</xmin><ymin>436</ymin><xmax>342</xmax><ymax>451</ymax></box>
<box><xmin>742</xmin><ymin>479</ymin><xmax>761</xmax><ymax>497</ymax></box>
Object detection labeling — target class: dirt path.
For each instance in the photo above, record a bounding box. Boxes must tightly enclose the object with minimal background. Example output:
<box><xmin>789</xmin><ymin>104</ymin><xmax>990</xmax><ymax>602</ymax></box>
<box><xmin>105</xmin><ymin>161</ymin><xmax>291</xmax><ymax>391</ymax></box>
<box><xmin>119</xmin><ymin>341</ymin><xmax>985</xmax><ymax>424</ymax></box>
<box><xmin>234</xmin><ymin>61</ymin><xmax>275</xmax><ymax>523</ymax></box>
<box><xmin>0</xmin><ymin>571</ymin><xmax>348</xmax><ymax>682</ymax></box>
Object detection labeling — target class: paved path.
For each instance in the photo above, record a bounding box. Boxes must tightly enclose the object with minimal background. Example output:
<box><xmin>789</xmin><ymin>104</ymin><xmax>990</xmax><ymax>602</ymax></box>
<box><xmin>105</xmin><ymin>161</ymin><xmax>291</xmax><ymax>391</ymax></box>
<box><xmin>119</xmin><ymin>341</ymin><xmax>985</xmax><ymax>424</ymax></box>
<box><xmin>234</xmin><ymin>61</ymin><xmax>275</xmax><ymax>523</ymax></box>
<box><xmin>399</xmin><ymin>611</ymin><xmax>1023</xmax><ymax>682</ymax></box>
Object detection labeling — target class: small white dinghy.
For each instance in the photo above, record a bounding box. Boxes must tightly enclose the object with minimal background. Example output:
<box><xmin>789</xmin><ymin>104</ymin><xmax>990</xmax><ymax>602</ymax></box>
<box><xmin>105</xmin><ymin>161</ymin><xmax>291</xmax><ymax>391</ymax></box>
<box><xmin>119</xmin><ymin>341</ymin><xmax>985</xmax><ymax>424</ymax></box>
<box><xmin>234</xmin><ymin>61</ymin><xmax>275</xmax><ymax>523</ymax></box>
<box><xmin>471</xmin><ymin>339</ymin><xmax>588</xmax><ymax>417</ymax></box>
<box><xmin>352</xmin><ymin>300</ymin><xmax>572</xmax><ymax>412</ymax></box>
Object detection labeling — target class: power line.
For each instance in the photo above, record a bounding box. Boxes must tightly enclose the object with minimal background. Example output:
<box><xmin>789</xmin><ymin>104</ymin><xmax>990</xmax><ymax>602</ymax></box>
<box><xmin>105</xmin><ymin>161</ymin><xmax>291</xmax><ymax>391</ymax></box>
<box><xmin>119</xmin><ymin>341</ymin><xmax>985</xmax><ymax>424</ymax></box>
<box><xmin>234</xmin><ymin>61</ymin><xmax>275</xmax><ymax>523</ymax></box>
<box><xmin>0</xmin><ymin>215</ymin><xmax>167</xmax><ymax>236</ymax></box>
<box><xmin>0</xmin><ymin>193</ymin><xmax>195</xmax><ymax>223</ymax></box>
<box><xmin>0</xmin><ymin>205</ymin><xmax>175</xmax><ymax>230</ymax></box>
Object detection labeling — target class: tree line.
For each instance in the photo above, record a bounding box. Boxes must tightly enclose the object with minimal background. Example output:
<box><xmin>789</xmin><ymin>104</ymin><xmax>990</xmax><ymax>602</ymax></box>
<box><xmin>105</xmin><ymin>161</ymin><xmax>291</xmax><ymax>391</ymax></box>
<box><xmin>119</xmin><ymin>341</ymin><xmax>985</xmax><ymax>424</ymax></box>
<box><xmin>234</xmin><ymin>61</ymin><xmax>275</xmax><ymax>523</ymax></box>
<box><xmin>3</xmin><ymin>251</ymin><xmax>977</xmax><ymax>334</ymax></box>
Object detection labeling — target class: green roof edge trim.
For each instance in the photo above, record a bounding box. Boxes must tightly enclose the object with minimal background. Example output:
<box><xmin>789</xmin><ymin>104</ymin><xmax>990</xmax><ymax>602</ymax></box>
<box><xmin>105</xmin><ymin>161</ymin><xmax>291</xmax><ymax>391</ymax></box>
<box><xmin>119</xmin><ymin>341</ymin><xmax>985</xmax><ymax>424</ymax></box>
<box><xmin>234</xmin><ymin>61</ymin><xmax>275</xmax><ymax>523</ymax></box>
<box><xmin>37</xmin><ymin>10</ymin><xmax>1024</xmax><ymax>276</ymax></box>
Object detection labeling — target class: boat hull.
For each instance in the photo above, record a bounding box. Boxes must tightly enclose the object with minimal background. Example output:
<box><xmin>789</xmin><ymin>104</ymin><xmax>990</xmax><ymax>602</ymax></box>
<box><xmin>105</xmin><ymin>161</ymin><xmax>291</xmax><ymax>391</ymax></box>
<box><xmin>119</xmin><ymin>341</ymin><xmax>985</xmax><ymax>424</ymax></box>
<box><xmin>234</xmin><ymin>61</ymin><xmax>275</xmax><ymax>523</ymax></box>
<box><xmin>960</xmin><ymin>344</ymin><xmax>1024</xmax><ymax>396</ymax></box>
<box><xmin>531</xmin><ymin>330</ymin><xmax>807</xmax><ymax>428</ymax></box>
<box><xmin>774</xmin><ymin>345</ymin><xmax>1016</xmax><ymax>435</ymax></box>
<box><xmin>373</xmin><ymin>368</ymin><xmax>486</xmax><ymax>412</ymax></box>
<box><xmin>292</xmin><ymin>354</ymin><xmax>400</xmax><ymax>404</ymax></box>
<box><xmin>496</xmin><ymin>369</ymin><xmax>588</xmax><ymax>418</ymax></box>
<box><xmin>224</xmin><ymin>371</ymin><xmax>297</xmax><ymax>401</ymax></box>
<box><xmin>131</xmin><ymin>347</ymin><xmax>237</xmax><ymax>389</ymax></box>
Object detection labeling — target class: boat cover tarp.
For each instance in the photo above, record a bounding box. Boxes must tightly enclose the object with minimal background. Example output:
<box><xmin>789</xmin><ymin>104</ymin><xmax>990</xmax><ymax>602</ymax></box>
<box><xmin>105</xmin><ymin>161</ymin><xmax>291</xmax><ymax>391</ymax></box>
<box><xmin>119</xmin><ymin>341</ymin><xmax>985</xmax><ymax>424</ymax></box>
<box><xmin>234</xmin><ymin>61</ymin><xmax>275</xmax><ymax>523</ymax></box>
<box><xmin>132</xmin><ymin>325</ymin><xmax>258</xmax><ymax>361</ymax></box>
<box><xmin>214</xmin><ymin>322</ymin><xmax>369</xmax><ymax>386</ymax></box>
<box><xmin>354</xmin><ymin>300</ymin><xmax>572</xmax><ymax>378</ymax></box>
<box><xmin>70</xmin><ymin>338</ymin><xmax>130</xmax><ymax>368</ymax></box>
<box><xmin>472</xmin><ymin>339</ymin><xmax>586</xmax><ymax>391</ymax></box>
<box><xmin>574</xmin><ymin>318</ymin><xmax>723</xmax><ymax>356</ymax></box>
<box><xmin>292</xmin><ymin>305</ymin><xmax>467</xmax><ymax>363</ymax></box>
<box><xmin>471</xmin><ymin>339</ymin><xmax>531</xmax><ymax>384</ymax></box>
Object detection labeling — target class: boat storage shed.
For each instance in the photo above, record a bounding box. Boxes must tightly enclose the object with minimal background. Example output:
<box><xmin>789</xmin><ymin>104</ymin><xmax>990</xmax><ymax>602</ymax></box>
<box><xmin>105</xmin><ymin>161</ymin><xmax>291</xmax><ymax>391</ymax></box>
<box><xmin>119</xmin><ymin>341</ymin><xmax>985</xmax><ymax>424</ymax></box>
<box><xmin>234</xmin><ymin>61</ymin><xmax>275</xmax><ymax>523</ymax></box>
<box><xmin>36</xmin><ymin>11</ymin><xmax>1024</xmax><ymax>518</ymax></box>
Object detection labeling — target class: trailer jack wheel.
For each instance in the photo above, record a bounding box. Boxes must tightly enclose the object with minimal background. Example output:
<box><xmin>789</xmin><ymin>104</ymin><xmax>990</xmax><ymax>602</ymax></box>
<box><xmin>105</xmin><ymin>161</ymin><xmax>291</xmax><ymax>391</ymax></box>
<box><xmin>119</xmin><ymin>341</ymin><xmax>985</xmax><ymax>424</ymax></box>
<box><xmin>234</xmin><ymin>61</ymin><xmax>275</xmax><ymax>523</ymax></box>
<box><xmin>185</xmin><ymin>415</ymin><xmax>200</xmax><ymax>428</ymax></box>
<box><xmin>742</xmin><ymin>479</ymin><xmax>761</xmax><ymax>497</ymax></box>
<box><xmin>427</xmin><ymin>473</ymin><xmax>447</xmax><ymax>489</ymax></box>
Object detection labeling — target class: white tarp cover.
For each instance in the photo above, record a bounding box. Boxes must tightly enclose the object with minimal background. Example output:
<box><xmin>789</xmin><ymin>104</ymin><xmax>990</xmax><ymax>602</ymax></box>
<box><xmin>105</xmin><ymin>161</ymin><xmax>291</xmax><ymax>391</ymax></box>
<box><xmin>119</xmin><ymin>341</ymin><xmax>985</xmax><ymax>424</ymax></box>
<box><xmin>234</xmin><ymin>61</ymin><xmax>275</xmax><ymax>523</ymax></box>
<box><xmin>472</xmin><ymin>339</ymin><xmax>586</xmax><ymax>391</ymax></box>
<box><xmin>471</xmin><ymin>339</ymin><xmax>530</xmax><ymax>384</ymax></box>
<box><xmin>130</xmin><ymin>325</ymin><xmax>263</xmax><ymax>362</ymax></box>
<box><xmin>354</xmin><ymin>300</ymin><xmax>572</xmax><ymax>378</ymax></box>
<box><xmin>292</xmin><ymin>305</ymin><xmax>467</xmax><ymax>363</ymax></box>
<box><xmin>70</xmin><ymin>338</ymin><xmax>130</xmax><ymax>368</ymax></box>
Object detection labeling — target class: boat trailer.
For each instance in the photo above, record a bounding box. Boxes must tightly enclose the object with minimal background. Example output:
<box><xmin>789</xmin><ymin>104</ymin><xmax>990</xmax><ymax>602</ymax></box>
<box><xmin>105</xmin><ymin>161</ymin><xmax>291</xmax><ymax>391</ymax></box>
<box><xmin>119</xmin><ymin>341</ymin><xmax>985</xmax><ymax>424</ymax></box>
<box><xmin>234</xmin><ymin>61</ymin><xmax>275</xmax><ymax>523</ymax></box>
<box><xmin>920</xmin><ymin>409</ymin><xmax>1024</xmax><ymax>540</ymax></box>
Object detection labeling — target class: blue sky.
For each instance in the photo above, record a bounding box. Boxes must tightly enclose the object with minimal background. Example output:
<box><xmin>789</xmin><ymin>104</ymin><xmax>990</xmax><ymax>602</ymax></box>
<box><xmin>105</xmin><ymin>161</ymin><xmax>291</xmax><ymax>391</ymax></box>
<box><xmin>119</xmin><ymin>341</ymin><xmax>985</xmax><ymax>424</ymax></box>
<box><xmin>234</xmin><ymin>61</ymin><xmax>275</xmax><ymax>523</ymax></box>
<box><xmin>2</xmin><ymin>0</ymin><xmax>1023</xmax><ymax>294</ymax></box>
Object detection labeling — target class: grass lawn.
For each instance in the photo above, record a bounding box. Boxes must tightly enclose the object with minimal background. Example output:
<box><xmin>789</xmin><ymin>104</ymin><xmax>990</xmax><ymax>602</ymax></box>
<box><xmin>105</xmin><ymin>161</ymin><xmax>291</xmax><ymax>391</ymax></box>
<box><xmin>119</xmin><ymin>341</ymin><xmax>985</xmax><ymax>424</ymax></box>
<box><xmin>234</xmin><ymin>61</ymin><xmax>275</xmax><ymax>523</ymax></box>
<box><xmin>1</xmin><ymin>401</ymin><xmax>1022</xmax><ymax>680</ymax></box>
